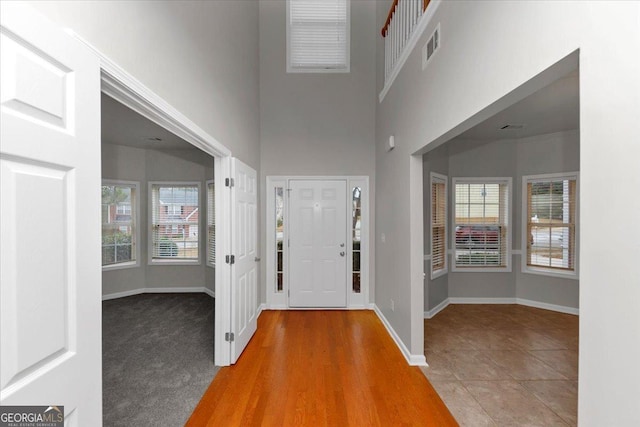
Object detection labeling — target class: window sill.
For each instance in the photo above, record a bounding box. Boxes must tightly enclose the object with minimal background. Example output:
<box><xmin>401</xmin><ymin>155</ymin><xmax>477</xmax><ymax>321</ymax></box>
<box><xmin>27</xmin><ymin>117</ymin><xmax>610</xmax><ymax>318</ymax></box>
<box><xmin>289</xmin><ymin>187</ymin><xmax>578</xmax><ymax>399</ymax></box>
<box><xmin>102</xmin><ymin>261</ymin><xmax>139</xmax><ymax>272</ymax></box>
<box><xmin>522</xmin><ymin>266</ymin><xmax>578</xmax><ymax>281</ymax></box>
<box><xmin>430</xmin><ymin>268</ymin><xmax>448</xmax><ymax>280</ymax></box>
<box><xmin>206</xmin><ymin>262</ymin><xmax>216</xmax><ymax>269</ymax></box>
<box><xmin>452</xmin><ymin>266</ymin><xmax>512</xmax><ymax>273</ymax></box>
<box><xmin>149</xmin><ymin>259</ymin><xmax>201</xmax><ymax>266</ymax></box>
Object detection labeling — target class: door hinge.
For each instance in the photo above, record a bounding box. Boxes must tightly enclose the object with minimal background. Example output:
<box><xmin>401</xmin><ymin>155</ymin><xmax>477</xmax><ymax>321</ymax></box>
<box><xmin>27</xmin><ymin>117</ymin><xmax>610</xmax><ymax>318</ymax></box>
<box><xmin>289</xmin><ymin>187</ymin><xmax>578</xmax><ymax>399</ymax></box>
<box><xmin>225</xmin><ymin>332</ymin><xmax>235</xmax><ymax>342</ymax></box>
<box><xmin>225</xmin><ymin>178</ymin><xmax>234</xmax><ymax>188</ymax></box>
<box><xmin>225</xmin><ymin>254</ymin><xmax>235</xmax><ymax>264</ymax></box>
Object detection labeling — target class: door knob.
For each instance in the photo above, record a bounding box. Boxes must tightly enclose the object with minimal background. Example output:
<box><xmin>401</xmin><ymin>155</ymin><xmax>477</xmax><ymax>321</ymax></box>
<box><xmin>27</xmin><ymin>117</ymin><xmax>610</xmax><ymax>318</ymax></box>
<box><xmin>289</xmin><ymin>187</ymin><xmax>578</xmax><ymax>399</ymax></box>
<box><xmin>340</xmin><ymin>251</ymin><xmax>345</xmax><ymax>257</ymax></box>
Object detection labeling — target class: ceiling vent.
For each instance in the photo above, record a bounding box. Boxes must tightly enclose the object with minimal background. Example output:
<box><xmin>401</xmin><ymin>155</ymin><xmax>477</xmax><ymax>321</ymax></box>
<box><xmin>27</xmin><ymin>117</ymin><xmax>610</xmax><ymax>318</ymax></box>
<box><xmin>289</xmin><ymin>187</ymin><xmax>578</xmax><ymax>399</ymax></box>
<box><xmin>499</xmin><ymin>124</ymin><xmax>525</xmax><ymax>130</ymax></box>
<box><xmin>422</xmin><ymin>24</ymin><xmax>440</xmax><ymax>70</ymax></box>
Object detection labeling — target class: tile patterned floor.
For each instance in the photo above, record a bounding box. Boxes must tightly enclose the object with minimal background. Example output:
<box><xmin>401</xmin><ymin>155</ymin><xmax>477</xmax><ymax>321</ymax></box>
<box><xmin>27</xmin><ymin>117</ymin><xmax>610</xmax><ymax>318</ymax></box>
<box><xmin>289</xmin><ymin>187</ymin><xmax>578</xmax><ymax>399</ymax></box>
<box><xmin>422</xmin><ymin>304</ymin><xmax>578</xmax><ymax>426</ymax></box>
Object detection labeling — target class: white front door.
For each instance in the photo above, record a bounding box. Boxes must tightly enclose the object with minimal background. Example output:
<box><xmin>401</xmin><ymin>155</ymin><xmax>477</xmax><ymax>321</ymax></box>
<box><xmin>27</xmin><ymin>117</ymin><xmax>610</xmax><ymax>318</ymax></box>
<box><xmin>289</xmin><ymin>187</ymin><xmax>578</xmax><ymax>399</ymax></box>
<box><xmin>0</xmin><ymin>3</ymin><xmax>102</xmax><ymax>425</ymax></box>
<box><xmin>230</xmin><ymin>158</ymin><xmax>258</xmax><ymax>363</ymax></box>
<box><xmin>289</xmin><ymin>180</ymin><xmax>347</xmax><ymax>307</ymax></box>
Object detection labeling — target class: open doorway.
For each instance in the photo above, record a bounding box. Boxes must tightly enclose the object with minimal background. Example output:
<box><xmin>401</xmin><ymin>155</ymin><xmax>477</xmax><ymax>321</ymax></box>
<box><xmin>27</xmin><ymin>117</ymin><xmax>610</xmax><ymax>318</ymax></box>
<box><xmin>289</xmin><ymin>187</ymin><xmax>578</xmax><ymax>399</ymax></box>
<box><xmin>100</xmin><ymin>93</ymin><xmax>219</xmax><ymax>425</ymax></box>
<box><xmin>421</xmin><ymin>63</ymin><xmax>580</xmax><ymax>424</ymax></box>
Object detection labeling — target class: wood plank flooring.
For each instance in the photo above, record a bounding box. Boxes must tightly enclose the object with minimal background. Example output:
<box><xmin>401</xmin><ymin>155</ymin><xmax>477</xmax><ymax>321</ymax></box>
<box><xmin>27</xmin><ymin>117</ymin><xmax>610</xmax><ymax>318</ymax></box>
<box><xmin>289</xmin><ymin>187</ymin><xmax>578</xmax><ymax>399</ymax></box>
<box><xmin>187</xmin><ymin>310</ymin><xmax>457</xmax><ymax>426</ymax></box>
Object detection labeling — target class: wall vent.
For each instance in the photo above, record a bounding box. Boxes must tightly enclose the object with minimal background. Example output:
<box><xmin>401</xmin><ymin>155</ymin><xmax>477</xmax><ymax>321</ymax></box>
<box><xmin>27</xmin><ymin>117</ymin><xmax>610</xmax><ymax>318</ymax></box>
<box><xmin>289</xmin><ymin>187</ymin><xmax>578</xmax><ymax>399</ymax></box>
<box><xmin>422</xmin><ymin>24</ymin><xmax>440</xmax><ymax>70</ymax></box>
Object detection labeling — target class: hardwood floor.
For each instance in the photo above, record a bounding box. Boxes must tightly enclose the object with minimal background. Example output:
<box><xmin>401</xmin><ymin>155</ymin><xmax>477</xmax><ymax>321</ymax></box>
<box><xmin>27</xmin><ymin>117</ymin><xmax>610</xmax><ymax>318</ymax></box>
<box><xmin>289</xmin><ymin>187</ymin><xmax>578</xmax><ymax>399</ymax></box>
<box><xmin>187</xmin><ymin>310</ymin><xmax>457</xmax><ymax>426</ymax></box>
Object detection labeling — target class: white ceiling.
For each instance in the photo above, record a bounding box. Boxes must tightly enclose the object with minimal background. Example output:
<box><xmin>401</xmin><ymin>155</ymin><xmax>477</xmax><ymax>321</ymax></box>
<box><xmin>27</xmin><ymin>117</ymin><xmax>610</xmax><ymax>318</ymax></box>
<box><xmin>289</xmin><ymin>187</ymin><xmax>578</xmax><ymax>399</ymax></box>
<box><xmin>101</xmin><ymin>94</ymin><xmax>194</xmax><ymax>150</ymax></box>
<box><xmin>457</xmin><ymin>71</ymin><xmax>579</xmax><ymax>141</ymax></box>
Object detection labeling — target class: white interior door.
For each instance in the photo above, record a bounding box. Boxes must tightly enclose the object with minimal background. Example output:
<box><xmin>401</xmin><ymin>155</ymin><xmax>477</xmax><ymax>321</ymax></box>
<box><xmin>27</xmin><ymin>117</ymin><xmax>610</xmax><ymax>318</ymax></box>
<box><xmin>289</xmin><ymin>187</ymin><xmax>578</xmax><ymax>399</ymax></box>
<box><xmin>289</xmin><ymin>180</ymin><xmax>347</xmax><ymax>307</ymax></box>
<box><xmin>230</xmin><ymin>158</ymin><xmax>258</xmax><ymax>363</ymax></box>
<box><xmin>0</xmin><ymin>3</ymin><xmax>102</xmax><ymax>425</ymax></box>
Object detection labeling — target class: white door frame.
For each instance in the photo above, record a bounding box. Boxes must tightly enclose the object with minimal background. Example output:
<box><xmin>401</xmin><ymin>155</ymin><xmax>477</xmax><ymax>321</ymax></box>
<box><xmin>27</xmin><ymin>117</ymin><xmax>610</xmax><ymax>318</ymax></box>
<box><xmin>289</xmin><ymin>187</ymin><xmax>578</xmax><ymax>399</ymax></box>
<box><xmin>265</xmin><ymin>176</ymin><xmax>370</xmax><ymax>310</ymax></box>
<box><xmin>70</xmin><ymin>34</ymin><xmax>235</xmax><ymax>366</ymax></box>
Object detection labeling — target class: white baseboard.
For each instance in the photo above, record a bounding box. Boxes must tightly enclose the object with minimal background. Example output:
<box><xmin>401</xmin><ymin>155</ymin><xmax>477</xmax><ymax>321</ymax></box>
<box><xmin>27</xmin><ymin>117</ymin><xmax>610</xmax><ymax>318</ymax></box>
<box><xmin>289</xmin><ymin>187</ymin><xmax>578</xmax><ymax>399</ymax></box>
<box><xmin>202</xmin><ymin>287</ymin><xmax>216</xmax><ymax>298</ymax></box>
<box><xmin>424</xmin><ymin>298</ymin><xmax>450</xmax><ymax>319</ymax></box>
<box><xmin>448</xmin><ymin>297</ymin><xmax>517</xmax><ymax>304</ymax></box>
<box><xmin>516</xmin><ymin>298</ymin><xmax>579</xmax><ymax>315</ymax></box>
<box><xmin>102</xmin><ymin>286</ymin><xmax>214</xmax><ymax>301</ymax></box>
<box><xmin>423</xmin><ymin>297</ymin><xmax>578</xmax><ymax>318</ymax></box>
<box><xmin>373</xmin><ymin>304</ymin><xmax>427</xmax><ymax>366</ymax></box>
<box><xmin>257</xmin><ymin>303</ymin><xmax>266</xmax><ymax>318</ymax></box>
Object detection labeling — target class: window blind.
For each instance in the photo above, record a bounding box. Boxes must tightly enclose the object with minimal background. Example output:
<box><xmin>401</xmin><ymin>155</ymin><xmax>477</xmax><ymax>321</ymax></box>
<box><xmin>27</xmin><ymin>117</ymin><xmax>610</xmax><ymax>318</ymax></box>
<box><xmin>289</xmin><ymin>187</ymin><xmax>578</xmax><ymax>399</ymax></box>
<box><xmin>207</xmin><ymin>181</ymin><xmax>216</xmax><ymax>266</ymax></box>
<box><xmin>454</xmin><ymin>180</ymin><xmax>510</xmax><ymax>269</ymax></box>
<box><xmin>288</xmin><ymin>0</ymin><xmax>349</xmax><ymax>71</ymax></box>
<box><xmin>431</xmin><ymin>176</ymin><xmax>447</xmax><ymax>276</ymax></box>
<box><xmin>526</xmin><ymin>176</ymin><xmax>576</xmax><ymax>271</ymax></box>
<box><xmin>151</xmin><ymin>184</ymin><xmax>199</xmax><ymax>261</ymax></box>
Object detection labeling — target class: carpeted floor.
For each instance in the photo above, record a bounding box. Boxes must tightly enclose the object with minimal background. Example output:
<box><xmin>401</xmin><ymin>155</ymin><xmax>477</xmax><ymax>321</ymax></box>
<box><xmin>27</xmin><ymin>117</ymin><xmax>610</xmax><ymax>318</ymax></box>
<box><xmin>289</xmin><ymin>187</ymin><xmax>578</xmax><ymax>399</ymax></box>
<box><xmin>102</xmin><ymin>293</ymin><xmax>219</xmax><ymax>426</ymax></box>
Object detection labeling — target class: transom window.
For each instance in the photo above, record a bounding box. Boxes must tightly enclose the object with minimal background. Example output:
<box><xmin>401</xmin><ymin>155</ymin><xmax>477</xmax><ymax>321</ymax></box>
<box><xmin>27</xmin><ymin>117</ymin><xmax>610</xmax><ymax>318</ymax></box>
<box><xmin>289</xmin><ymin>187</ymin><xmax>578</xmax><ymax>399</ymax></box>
<box><xmin>453</xmin><ymin>178</ymin><xmax>511</xmax><ymax>271</ymax></box>
<box><xmin>102</xmin><ymin>181</ymin><xmax>138</xmax><ymax>268</ymax></box>
<box><xmin>150</xmin><ymin>183</ymin><xmax>200</xmax><ymax>263</ymax></box>
<box><xmin>287</xmin><ymin>0</ymin><xmax>350</xmax><ymax>72</ymax></box>
<box><xmin>523</xmin><ymin>173</ymin><xmax>578</xmax><ymax>277</ymax></box>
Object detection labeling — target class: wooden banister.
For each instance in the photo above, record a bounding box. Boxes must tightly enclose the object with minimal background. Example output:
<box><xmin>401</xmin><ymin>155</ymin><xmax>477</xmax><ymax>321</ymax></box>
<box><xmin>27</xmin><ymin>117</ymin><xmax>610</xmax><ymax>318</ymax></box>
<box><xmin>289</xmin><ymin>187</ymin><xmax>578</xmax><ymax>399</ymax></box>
<box><xmin>381</xmin><ymin>0</ymin><xmax>430</xmax><ymax>37</ymax></box>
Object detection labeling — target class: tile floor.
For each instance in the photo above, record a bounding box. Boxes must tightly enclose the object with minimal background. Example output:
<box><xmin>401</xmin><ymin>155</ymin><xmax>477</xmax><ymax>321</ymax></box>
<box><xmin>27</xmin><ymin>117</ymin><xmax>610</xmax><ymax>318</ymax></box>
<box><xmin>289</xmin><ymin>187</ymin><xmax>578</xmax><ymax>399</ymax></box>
<box><xmin>422</xmin><ymin>304</ymin><xmax>578</xmax><ymax>426</ymax></box>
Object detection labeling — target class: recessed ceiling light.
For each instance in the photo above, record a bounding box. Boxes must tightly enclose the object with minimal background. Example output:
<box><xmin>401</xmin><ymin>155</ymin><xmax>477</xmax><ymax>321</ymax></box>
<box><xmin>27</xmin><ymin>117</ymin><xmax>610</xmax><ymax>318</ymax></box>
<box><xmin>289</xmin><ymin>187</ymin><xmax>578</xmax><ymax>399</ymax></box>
<box><xmin>499</xmin><ymin>124</ymin><xmax>525</xmax><ymax>130</ymax></box>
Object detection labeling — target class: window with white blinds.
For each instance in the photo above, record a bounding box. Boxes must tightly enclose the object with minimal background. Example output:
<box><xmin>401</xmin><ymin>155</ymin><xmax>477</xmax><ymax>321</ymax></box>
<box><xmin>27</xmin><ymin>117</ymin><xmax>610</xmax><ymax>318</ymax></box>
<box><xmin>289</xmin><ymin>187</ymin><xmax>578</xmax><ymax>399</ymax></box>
<box><xmin>206</xmin><ymin>180</ymin><xmax>216</xmax><ymax>267</ymax></box>
<box><xmin>150</xmin><ymin>182</ymin><xmax>200</xmax><ymax>263</ymax></box>
<box><xmin>453</xmin><ymin>178</ymin><xmax>511</xmax><ymax>271</ymax></box>
<box><xmin>430</xmin><ymin>173</ymin><xmax>447</xmax><ymax>279</ymax></box>
<box><xmin>523</xmin><ymin>173</ymin><xmax>578</xmax><ymax>277</ymax></box>
<box><xmin>102</xmin><ymin>181</ymin><xmax>139</xmax><ymax>268</ymax></box>
<box><xmin>287</xmin><ymin>0</ymin><xmax>350</xmax><ymax>72</ymax></box>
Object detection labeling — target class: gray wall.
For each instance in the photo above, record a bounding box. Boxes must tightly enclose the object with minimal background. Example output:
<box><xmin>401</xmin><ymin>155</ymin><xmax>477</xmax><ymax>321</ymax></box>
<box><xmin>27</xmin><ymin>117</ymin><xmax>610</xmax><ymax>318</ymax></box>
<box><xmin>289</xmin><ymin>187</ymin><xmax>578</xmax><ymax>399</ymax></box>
<box><xmin>422</xmin><ymin>130</ymin><xmax>580</xmax><ymax>310</ymax></box>
<box><xmin>102</xmin><ymin>144</ymin><xmax>215</xmax><ymax>296</ymax></box>
<box><xmin>258</xmin><ymin>0</ymin><xmax>377</xmax><ymax>303</ymax></box>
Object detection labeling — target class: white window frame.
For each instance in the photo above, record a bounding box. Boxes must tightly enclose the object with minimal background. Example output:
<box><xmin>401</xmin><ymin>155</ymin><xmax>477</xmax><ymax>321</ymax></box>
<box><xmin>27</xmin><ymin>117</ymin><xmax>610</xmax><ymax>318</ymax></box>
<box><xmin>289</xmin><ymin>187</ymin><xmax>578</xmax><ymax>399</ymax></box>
<box><xmin>430</xmin><ymin>172</ymin><xmax>448</xmax><ymax>279</ymax></box>
<box><xmin>148</xmin><ymin>181</ymin><xmax>201</xmax><ymax>265</ymax></box>
<box><xmin>451</xmin><ymin>177</ymin><xmax>512</xmax><ymax>273</ymax></box>
<box><xmin>286</xmin><ymin>0</ymin><xmax>351</xmax><ymax>73</ymax></box>
<box><xmin>102</xmin><ymin>179</ymin><xmax>140</xmax><ymax>271</ymax></box>
<box><xmin>522</xmin><ymin>172</ymin><xmax>579</xmax><ymax>280</ymax></box>
<box><xmin>206</xmin><ymin>179</ymin><xmax>216</xmax><ymax>268</ymax></box>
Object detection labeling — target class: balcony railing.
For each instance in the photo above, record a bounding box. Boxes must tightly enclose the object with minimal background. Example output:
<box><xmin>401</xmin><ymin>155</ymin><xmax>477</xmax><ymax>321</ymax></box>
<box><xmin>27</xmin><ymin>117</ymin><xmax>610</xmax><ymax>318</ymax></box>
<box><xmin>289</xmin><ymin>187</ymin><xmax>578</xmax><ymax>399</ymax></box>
<box><xmin>380</xmin><ymin>0</ymin><xmax>434</xmax><ymax>101</ymax></box>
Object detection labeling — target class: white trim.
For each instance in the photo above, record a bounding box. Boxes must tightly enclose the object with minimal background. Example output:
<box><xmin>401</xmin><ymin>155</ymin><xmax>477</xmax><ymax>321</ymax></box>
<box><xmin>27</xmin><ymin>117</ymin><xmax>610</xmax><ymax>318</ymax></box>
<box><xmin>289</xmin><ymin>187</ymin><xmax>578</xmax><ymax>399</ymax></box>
<box><xmin>424</xmin><ymin>254</ymin><xmax>432</xmax><ymax>261</ymax></box>
<box><xmin>512</xmin><ymin>249</ymin><xmax>522</xmax><ymax>255</ymax></box>
<box><xmin>451</xmin><ymin>177</ymin><xmax>512</xmax><ymax>273</ymax></box>
<box><xmin>148</xmin><ymin>181</ymin><xmax>202</xmax><ymax>266</ymax></box>
<box><xmin>101</xmin><ymin>179</ymin><xmax>141</xmax><ymax>270</ymax></box>
<box><xmin>517</xmin><ymin>298</ymin><xmax>579</xmax><ymax>316</ymax></box>
<box><xmin>521</xmin><ymin>172</ymin><xmax>579</xmax><ymax>280</ymax></box>
<box><xmin>379</xmin><ymin>0</ymin><xmax>442</xmax><ymax>103</ymax></box>
<box><xmin>373</xmin><ymin>305</ymin><xmax>427</xmax><ymax>366</ymax></box>
<box><xmin>102</xmin><ymin>286</ymin><xmax>215</xmax><ymax>301</ymax></box>
<box><xmin>256</xmin><ymin>303</ymin><xmax>266</xmax><ymax>318</ymax></box>
<box><xmin>286</xmin><ymin>0</ymin><xmax>351</xmax><ymax>73</ymax></box>
<box><xmin>425</xmin><ymin>297</ymin><xmax>579</xmax><ymax>317</ymax></box>
<box><xmin>424</xmin><ymin>298</ymin><xmax>449</xmax><ymax>319</ymax></box>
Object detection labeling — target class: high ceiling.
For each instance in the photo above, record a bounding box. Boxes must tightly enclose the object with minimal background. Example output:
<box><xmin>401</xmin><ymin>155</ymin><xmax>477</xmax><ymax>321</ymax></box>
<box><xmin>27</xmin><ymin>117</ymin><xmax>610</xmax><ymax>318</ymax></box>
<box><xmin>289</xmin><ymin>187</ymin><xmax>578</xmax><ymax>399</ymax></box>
<box><xmin>101</xmin><ymin>94</ymin><xmax>194</xmax><ymax>150</ymax></box>
<box><xmin>457</xmin><ymin>71</ymin><xmax>579</xmax><ymax>141</ymax></box>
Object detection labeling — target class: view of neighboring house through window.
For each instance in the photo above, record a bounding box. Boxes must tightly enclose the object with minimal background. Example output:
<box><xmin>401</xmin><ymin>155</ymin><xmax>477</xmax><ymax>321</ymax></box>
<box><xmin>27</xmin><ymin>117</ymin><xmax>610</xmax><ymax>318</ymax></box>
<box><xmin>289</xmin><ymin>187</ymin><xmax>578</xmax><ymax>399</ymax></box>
<box><xmin>207</xmin><ymin>180</ymin><xmax>216</xmax><ymax>267</ymax></box>
<box><xmin>430</xmin><ymin>173</ymin><xmax>447</xmax><ymax>279</ymax></box>
<box><xmin>150</xmin><ymin>183</ymin><xmax>200</xmax><ymax>262</ymax></box>
<box><xmin>102</xmin><ymin>181</ymin><xmax>138</xmax><ymax>267</ymax></box>
<box><xmin>453</xmin><ymin>178</ymin><xmax>511</xmax><ymax>271</ymax></box>
<box><xmin>287</xmin><ymin>0</ymin><xmax>350</xmax><ymax>72</ymax></box>
<box><xmin>524</xmin><ymin>173</ymin><xmax>578</xmax><ymax>275</ymax></box>
<box><xmin>352</xmin><ymin>186</ymin><xmax>361</xmax><ymax>293</ymax></box>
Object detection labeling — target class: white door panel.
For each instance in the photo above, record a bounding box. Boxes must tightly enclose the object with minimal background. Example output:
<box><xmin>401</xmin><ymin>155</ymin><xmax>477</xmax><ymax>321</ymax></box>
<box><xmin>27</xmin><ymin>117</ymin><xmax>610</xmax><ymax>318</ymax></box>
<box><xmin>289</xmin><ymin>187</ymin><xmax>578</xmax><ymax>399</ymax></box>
<box><xmin>0</xmin><ymin>3</ymin><xmax>101</xmax><ymax>424</ymax></box>
<box><xmin>289</xmin><ymin>180</ymin><xmax>347</xmax><ymax>307</ymax></box>
<box><xmin>230</xmin><ymin>158</ymin><xmax>258</xmax><ymax>363</ymax></box>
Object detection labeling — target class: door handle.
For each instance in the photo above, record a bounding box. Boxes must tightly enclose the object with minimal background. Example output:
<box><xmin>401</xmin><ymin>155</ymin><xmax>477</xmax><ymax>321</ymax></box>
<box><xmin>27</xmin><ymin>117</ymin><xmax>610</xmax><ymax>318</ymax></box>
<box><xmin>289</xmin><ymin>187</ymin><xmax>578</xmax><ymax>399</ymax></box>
<box><xmin>340</xmin><ymin>251</ymin><xmax>345</xmax><ymax>257</ymax></box>
<box><xmin>254</xmin><ymin>257</ymin><xmax>261</xmax><ymax>262</ymax></box>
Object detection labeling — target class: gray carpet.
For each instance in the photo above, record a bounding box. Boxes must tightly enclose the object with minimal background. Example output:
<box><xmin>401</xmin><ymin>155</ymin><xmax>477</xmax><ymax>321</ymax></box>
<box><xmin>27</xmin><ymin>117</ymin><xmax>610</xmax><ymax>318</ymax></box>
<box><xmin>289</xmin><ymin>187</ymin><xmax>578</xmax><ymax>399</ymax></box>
<box><xmin>102</xmin><ymin>293</ymin><xmax>219</xmax><ymax>426</ymax></box>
